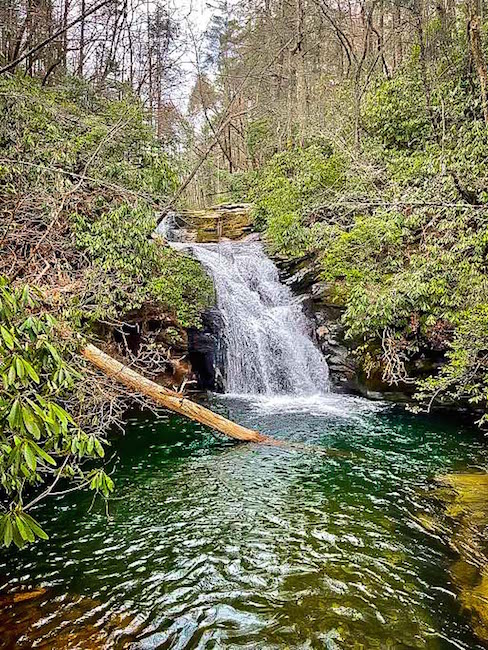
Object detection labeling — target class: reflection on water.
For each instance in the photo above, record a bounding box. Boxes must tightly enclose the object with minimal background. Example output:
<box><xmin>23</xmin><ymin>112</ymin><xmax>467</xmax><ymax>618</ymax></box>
<box><xmin>1</xmin><ymin>394</ymin><xmax>487</xmax><ymax>649</ymax></box>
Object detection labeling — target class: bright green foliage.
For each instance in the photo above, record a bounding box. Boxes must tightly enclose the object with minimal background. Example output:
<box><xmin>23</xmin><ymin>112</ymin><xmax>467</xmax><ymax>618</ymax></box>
<box><xmin>319</xmin><ymin>204</ymin><xmax>488</xmax><ymax>412</ymax></box>
<box><xmin>362</xmin><ymin>73</ymin><xmax>432</xmax><ymax>148</ymax></box>
<box><xmin>149</xmin><ymin>249</ymin><xmax>215</xmax><ymax>329</ymax></box>
<box><xmin>415</xmin><ymin>305</ymin><xmax>488</xmax><ymax>424</ymax></box>
<box><xmin>320</xmin><ymin>210</ymin><xmax>405</xmax><ymax>288</ymax></box>
<box><xmin>251</xmin><ymin>145</ymin><xmax>345</xmax><ymax>256</ymax></box>
<box><xmin>0</xmin><ymin>75</ymin><xmax>178</xmax><ymax>197</ymax></box>
<box><xmin>0</xmin><ymin>278</ymin><xmax>113</xmax><ymax>548</ymax></box>
<box><xmin>1</xmin><ymin>75</ymin><xmax>213</xmax><ymax>330</ymax></box>
<box><xmin>0</xmin><ymin>77</ymin><xmax>214</xmax><ymax>550</ymax></box>
<box><xmin>73</xmin><ymin>204</ymin><xmax>214</xmax><ymax>327</ymax></box>
<box><xmin>246</xmin><ymin>118</ymin><xmax>276</xmax><ymax>164</ymax></box>
<box><xmin>216</xmin><ymin>169</ymin><xmax>257</xmax><ymax>204</ymax></box>
<box><xmin>249</xmin><ymin>52</ymin><xmax>488</xmax><ymax>420</ymax></box>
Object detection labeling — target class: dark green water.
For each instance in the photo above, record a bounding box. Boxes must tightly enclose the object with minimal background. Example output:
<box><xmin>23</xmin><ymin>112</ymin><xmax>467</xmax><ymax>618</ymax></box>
<box><xmin>1</xmin><ymin>393</ymin><xmax>488</xmax><ymax>649</ymax></box>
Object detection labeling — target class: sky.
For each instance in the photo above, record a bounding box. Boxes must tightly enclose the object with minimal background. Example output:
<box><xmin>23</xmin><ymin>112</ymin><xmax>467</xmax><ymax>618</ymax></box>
<box><xmin>171</xmin><ymin>0</ymin><xmax>214</xmax><ymax>108</ymax></box>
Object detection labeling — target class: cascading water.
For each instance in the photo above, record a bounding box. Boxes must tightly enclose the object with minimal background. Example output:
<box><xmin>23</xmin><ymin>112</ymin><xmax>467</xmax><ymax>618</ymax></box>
<box><xmin>6</xmin><ymin>227</ymin><xmax>486</xmax><ymax>650</ymax></box>
<box><xmin>180</xmin><ymin>240</ymin><xmax>329</xmax><ymax>396</ymax></box>
<box><xmin>156</xmin><ymin>211</ymin><xmax>187</xmax><ymax>242</ymax></box>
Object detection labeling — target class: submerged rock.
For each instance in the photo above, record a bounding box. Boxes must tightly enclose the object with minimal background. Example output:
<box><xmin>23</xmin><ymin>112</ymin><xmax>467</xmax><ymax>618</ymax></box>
<box><xmin>421</xmin><ymin>473</ymin><xmax>488</xmax><ymax>643</ymax></box>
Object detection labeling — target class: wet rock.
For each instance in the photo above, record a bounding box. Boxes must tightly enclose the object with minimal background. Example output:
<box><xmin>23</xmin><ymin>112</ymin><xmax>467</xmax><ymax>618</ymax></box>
<box><xmin>275</xmin><ymin>252</ymin><xmax>314</xmax><ymax>277</ymax></box>
<box><xmin>273</xmin><ymin>255</ymin><xmax>360</xmax><ymax>391</ymax></box>
<box><xmin>422</xmin><ymin>473</ymin><xmax>488</xmax><ymax>644</ymax></box>
<box><xmin>187</xmin><ymin>307</ymin><xmax>225</xmax><ymax>391</ymax></box>
<box><xmin>316</xmin><ymin>325</ymin><xmax>329</xmax><ymax>339</ymax></box>
<box><xmin>310</xmin><ymin>281</ymin><xmax>337</xmax><ymax>303</ymax></box>
<box><xmin>305</xmin><ymin>311</ymin><xmax>357</xmax><ymax>391</ymax></box>
<box><xmin>283</xmin><ymin>263</ymin><xmax>319</xmax><ymax>292</ymax></box>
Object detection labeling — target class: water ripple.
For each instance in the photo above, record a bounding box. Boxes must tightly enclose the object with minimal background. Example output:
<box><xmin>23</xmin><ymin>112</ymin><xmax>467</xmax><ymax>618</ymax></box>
<box><xmin>0</xmin><ymin>398</ymin><xmax>487</xmax><ymax>648</ymax></box>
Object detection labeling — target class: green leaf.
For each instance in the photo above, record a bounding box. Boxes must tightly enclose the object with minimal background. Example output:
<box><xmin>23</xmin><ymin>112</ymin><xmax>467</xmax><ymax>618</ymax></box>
<box><xmin>11</xmin><ymin>523</ymin><xmax>26</xmax><ymax>549</ymax></box>
<box><xmin>15</xmin><ymin>357</ymin><xmax>24</xmax><ymax>380</ymax></box>
<box><xmin>94</xmin><ymin>439</ymin><xmax>105</xmax><ymax>458</ymax></box>
<box><xmin>30</xmin><ymin>441</ymin><xmax>56</xmax><ymax>466</ymax></box>
<box><xmin>21</xmin><ymin>513</ymin><xmax>48</xmax><ymax>541</ymax></box>
<box><xmin>45</xmin><ymin>342</ymin><xmax>60</xmax><ymax>363</ymax></box>
<box><xmin>22</xmin><ymin>360</ymin><xmax>39</xmax><ymax>383</ymax></box>
<box><xmin>23</xmin><ymin>444</ymin><xmax>37</xmax><ymax>472</ymax></box>
<box><xmin>7</xmin><ymin>364</ymin><xmax>16</xmax><ymax>385</ymax></box>
<box><xmin>7</xmin><ymin>399</ymin><xmax>21</xmax><ymax>429</ymax></box>
<box><xmin>0</xmin><ymin>326</ymin><xmax>14</xmax><ymax>350</ymax></box>
<box><xmin>22</xmin><ymin>407</ymin><xmax>41</xmax><ymax>439</ymax></box>
<box><xmin>14</xmin><ymin>514</ymin><xmax>29</xmax><ymax>541</ymax></box>
<box><xmin>3</xmin><ymin>517</ymin><xmax>13</xmax><ymax>548</ymax></box>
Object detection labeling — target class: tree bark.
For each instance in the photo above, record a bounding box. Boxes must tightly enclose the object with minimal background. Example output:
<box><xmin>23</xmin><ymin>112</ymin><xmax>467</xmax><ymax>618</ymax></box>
<box><xmin>295</xmin><ymin>0</ymin><xmax>308</xmax><ymax>146</ymax></box>
<box><xmin>468</xmin><ymin>0</ymin><xmax>488</xmax><ymax>124</ymax></box>
<box><xmin>78</xmin><ymin>0</ymin><xmax>85</xmax><ymax>76</ymax></box>
<box><xmin>81</xmin><ymin>343</ymin><xmax>269</xmax><ymax>443</ymax></box>
<box><xmin>0</xmin><ymin>0</ymin><xmax>112</xmax><ymax>75</ymax></box>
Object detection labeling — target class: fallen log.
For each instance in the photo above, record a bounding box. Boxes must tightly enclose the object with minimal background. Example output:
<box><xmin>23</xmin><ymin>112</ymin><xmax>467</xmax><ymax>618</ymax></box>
<box><xmin>81</xmin><ymin>343</ymin><xmax>349</xmax><ymax>457</ymax></box>
<box><xmin>81</xmin><ymin>343</ymin><xmax>268</xmax><ymax>443</ymax></box>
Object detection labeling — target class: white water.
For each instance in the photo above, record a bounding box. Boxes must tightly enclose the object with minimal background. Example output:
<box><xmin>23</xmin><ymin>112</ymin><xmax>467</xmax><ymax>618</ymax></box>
<box><xmin>156</xmin><ymin>212</ymin><xmax>187</xmax><ymax>242</ymax></box>
<box><xmin>180</xmin><ymin>241</ymin><xmax>329</xmax><ymax>396</ymax></box>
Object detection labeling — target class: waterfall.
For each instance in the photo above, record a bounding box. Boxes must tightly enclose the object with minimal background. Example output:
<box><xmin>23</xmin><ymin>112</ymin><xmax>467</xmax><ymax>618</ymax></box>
<box><xmin>183</xmin><ymin>241</ymin><xmax>329</xmax><ymax>396</ymax></box>
<box><xmin>156</xmin><ymin>212</ymin><xmax>187</xmax><ymax>242</ymax></box>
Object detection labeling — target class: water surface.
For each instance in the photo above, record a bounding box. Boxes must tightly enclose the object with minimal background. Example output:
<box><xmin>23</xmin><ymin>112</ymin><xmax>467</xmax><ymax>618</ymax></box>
<box><xmin>1</xmin><ymin>394</ymin><xmax>487</xmax><ymax>649</ymax></box>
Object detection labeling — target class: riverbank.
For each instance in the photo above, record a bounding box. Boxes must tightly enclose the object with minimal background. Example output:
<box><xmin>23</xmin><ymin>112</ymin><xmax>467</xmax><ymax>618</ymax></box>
<box><xmin>0</xmin><ymin>76</ymin><xmax>217</xmax><ymax>548</ymax></box>
<box><xmin>231</xmin><ymin>132</ymin><xmax>488</xmax><ymax>427</ymax></box>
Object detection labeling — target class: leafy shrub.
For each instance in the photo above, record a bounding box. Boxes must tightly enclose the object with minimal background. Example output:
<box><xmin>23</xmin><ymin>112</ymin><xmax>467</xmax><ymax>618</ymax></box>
<box><xmin>1</xmin><ymin>76</ymin><xmax>212</xmax><ymax>330</ymax></box>
<box><xmin>362</xmin><ymin>73</ymin><xmax>432</xmax><ymax>148</ymax></box>
<box><xmin>251</xmin><ymin>145</ymin><xmax>345</xmax><ymax>256</ymax></box>
<box><xmin>247</xmin><ymin>118</ymin><xmax>276</xmax><ymax>163</ymax></box>
<box><xmin>73</xmin><ymin>204</ymin><xmax>214</xmax><ymax>327</ymax></box>
<box><xmin>0</xmin><ymin>75</ymin><xmax>178</xmax><ymax>198</ymax></box>
<box><xmin>217</xmin><ymin>169</ymin><xmax>257</xmax><ymax>203</ymax></box>
<box><xmin>0</xmin><ymin>278</ymin><xmax>113</xmax><ymax>548</ymax></box>
<box><xmin>321</xmin><ymin>210</ymin><xmax>405</xmax><ymax>286</ymax></box>
<box><xmin>415</xmin><ymin>305</ymin><xmax>488</xmax><ymax>424</ymax></box>
<box><xmin>0</xmin><ymin>76</ymin><xmax>214</xmax><ymax>550</ymax></box>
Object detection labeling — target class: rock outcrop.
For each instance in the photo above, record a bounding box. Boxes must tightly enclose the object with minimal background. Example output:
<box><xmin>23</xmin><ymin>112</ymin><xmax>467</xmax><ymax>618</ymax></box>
<box><xmin>187</xmin><ymin>307</ymin><xmax>226</xmax><ymax>391</ymax></box>
<box><xmin>278</xmin><ymin>257</ymin><xmax>359</xmax><ymax>392</ymax></box>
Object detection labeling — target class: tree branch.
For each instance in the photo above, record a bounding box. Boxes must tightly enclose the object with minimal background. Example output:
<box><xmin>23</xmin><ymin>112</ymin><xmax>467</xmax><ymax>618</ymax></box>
<box><xmin>0</xmin><ymin>0</ymin><xmax>113</xmax><ymax>75</ymax></box>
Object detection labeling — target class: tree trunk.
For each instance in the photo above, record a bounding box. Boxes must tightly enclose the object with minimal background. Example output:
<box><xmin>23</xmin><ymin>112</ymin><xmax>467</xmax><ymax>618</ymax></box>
<box><xmin>81</xmin><ymin>343</ymin><xmax>268</xmax><ymax>443</ymax></box>
<box><xmin>295</xmin><ymin>0</ymin><xmax>308</xmax><ymax>146</ymax></box>
<box><xmin>62</xmin><ymin>0</ymin><xmax>69</xmax><ymax>71</ymax></box>
<box><xmin>413</xmin><ymin>0</ymin><xmax>436</xmax><ymax>131</ymax></box>
<box><xmin>0</xmin><ymin>0</ymin><xmax>111</xmax><ymax>76</ymax></box>
<box><xmin>78</xmin><ymin>0</ymin><xmax>85</xmax><ymax>76</ymax></box>
<box><xmin>393</xmin><ymin>4</ymin><xmax>402</xmax><ymax>69</ymax></box>
<box><xmin>468</xmin><ymin>0</ymin><xmax>488</xmax><ymax>124</ymax></box>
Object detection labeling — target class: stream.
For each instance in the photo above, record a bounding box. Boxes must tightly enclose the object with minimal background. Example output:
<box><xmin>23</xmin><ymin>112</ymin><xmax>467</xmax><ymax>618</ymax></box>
<box><xmin>1</xmin><ymin>240</ymin><xmax>488</xmax><ymax>649</ymax></box>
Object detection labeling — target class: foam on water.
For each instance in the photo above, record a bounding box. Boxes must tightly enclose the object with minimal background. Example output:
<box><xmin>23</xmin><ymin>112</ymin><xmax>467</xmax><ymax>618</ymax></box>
<box><xmin>221</xmin><ymin>392</ymin><xmax>384</xmax><ymax>419</ymax></box>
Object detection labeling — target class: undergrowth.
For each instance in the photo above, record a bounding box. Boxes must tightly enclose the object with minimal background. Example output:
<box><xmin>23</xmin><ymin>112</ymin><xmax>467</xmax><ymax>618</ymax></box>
<box><xmin>245</xmin><ymin>66</ymin><xmax>488</xmax><ymax>423</ymax></box>
<box><xmin>0</xmin><ymin>76</ymin><xmax>213</xmax><ymax>546</ymax></box>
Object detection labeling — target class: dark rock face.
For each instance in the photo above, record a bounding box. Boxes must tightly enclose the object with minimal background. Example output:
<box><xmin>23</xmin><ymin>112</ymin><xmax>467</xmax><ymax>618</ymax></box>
<box><xmin>308</xmin><ymin>284</ymin><xmax>359</xmax><ymax>393</ymax></box>
<box><xmin>187</xmin><ymin>307</ymin><xmax>226</xmax><ymax>391</ymax></box>
<box><xmin>282</xmin><ymin>261</ymin><xmax>319</xmax><ymax>293</ymax></box>
<box><xmin>281</xmin><ymin>262</ymin><xmax>420</xmax><ymax>400</ymax></box>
